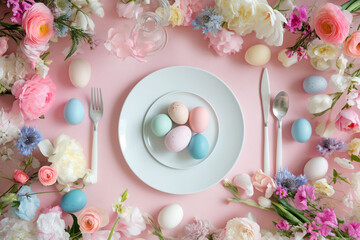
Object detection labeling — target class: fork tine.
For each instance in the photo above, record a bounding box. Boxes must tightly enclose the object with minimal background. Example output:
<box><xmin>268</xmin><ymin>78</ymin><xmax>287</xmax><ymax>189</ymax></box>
<box><xmin>91</xmin><ymin>87</ymin><xmax>94</xmax><ymax>110</ymax></box>
<box><xmin>99</xmin><ymin>88</ymin><xmax>103</xmax><ymax>111</ymax></box>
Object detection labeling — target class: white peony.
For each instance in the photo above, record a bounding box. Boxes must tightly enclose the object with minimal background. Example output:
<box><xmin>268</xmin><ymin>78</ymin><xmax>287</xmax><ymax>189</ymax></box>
<box><xmin>308</xmin><ymin>40</ymin><xmax>339</xmax><ymax>71</ymax></box>
<box><xmin>313</xmin><ymin>178</ymin><xmax>335</xmax><ymax>197</ymax></box>
<box><xmin>224</xmin><ymin>217</ymin><xmax>261</xmax><ymax>240</ymax></box>
<box><xmin>330</xmin><ymin>74</ymin><xmax>350</xmax><ymax>92</ymax></box>
<box><xmin>0</xmin><ymin>215</ymin><xmax>37</xmax><ymax>239</ymax></box>
<box><xmin>334</xmin><ymin>157</ymin><xmax>354</xmax><ymax>169</ymax></box>
<box><xmin>278</xmin><ymin>49</ymin><xmax>298</xmax><ymax>67</ymax></box>
<box><xmin>306</xmin><ymin>94</ymin><xmax>332</xmax><ymax>114</ymax></box>
<box><xmin>36</xmin><ymin>206</ymin><xmax>70</xmax><ymax>240</ymax></box>
<box><xmin>0</xmin><ymin>53</ymin><xmax>28</xmax><ymax>92</ymax></box>
<box><xmin>38</xmin><ymin>135</ymin><xmax>87</xmax><ymax>185</ymax></box>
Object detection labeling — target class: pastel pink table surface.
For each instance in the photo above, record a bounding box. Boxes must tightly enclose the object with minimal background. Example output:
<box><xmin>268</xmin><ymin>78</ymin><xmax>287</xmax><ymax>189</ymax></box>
<box><xmin>1</xmin><ymin>0</ymin><xmax>357</xmax><ymax>239</ymax></box>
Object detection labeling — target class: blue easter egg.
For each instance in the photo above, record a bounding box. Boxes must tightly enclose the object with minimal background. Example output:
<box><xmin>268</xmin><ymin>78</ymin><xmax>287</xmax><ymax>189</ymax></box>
<box><xmin>60</xmin><ymin>189</ymin><xmax>87</xmax><ymax>213</ymax></box>
<box><xmin>188</xmin><ymin>134</ymin><xmax>209</xmax><ymax>159</ymax></box>
<box><xmin>291</xmin><ymin>118</ymin><xmax>312</xmax><ymax>143</ymax></box>
<box><xmin>303</xmin><ymin>76</ymin><xmax>327</xmax><ymax>94</ymax></box>
<box><xmin>64</xmin><ymin>98</ymin><xmax>84</xmax><ymax>125</ymax></box>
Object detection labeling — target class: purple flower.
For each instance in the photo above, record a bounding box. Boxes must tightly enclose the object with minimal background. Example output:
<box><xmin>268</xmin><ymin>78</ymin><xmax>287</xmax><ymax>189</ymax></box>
<box><xmin>275</xmin><ymin>186</ymin><xmax>288</xmax><ymax>199</ymax></box>
<box><xmin>6</xmin><ymin>0</ymin><xmax>35</xmax><ymax>23</ymax></box>
<box><xmin>315</xmin><ymin>208</ymin><xmax>337</xmax><ymax>237</ymax></box>
<box><xmin>285</xmin><ymin>5</ymin><xmax>308</xmax><ymax>33</ymax></box>
<box><xmin>341</xmin><ymin>222</ymin><xmax>360</xmax><ymax>239</ymax></box>
<box><xmin>276</xmin><ymin>220</ymin><xmax>291</xmax><ymax>231</ymax></box>
<box><xmin>294</xmin><ymin>185</ymin><xmax>315</xmax><ymax>210</ymax></box>
<box><xmin>275</xmin><ymin>167</ymin><xmax>308</xmax><ymax>192</ymax></box>
<box><xmin>316</xmin><ymin>138</ymin><xmax>346</xmax><ymax>157</ymax></box>
<box><xmin>182</xmin><ymin>218</ymin><xmax>221</xmax><ymax>240</ymax></box>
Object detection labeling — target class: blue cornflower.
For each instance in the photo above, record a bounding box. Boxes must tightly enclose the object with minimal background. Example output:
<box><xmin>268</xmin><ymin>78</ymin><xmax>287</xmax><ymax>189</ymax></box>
<box><xmin>12</xmin><ymin>185</ymin><xmax>40</xmax><ymax>221</ymax></box>
<box><xmin>316</xmin><ymin>138</ymin><xmax>346</xmax><ymax>157</ymax></box>
<box><xmin>192</xmin><ymin>7</ymin><xmax>223</xmax><ymax>34</ymax></box>
<box><xmin>54</xmin><ymin>22</ymin><xmax>69</xmax><ymax>38</ymax></box>
<box><xmin>15</xmin><ymin>126</ymin><xmax>42</xmax><ymax>156</ymax></box>
<box><xmin>275</xmin><ymin>167</ymin><xmax>307</xmax><ymax>192</ymax></box>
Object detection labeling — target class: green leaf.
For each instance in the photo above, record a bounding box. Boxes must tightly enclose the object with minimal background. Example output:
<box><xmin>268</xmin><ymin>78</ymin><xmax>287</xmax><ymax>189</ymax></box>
<box><xmin>39</xmin><ymin>115</ymin><xmax>45</xmax><ymax>119</ymax></box>
<box><xmin>121</xmin><ymin>189</ymin><xmax>128</xmax><ymax>202</ymax></box>
<box><xmin>351</xmin><ymin>154</ymin><xmax>360</xmax><ymax>162</ymax></box>
<box><xmin>65</xmin><ymin>213</ymin><xmax>82</xmax><ymax>240</ymax></box>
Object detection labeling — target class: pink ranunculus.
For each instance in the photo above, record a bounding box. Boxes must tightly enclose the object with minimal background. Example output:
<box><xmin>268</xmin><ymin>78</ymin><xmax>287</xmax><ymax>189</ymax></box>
<box><xmin>205</xmin><ymin>29</ymin><xmax>243</xmax><ymax>57</ymax></box>
<box><xmin>344</xmin><ymin>30</ymin><xmax>360</xmax><ymax>58</ymax></box>
<box><xmin>11</xmin><ymin>74</ymin><xmax>56</xmax><ymax>120</ymax></box>
<box><xmin>22</xmin><ymin>3</ymin><xmax>54</xmax><ymax>46</ymax></box>
<box><xmin>20</xmin><ymin>41</ymin><xmax>49</xmax><ymax>68</ymax></box>
<box><xmin>116</xmin><ymin>1</ymin><xmax>143</xmax><ymax>19</ymax></box>
<box><xmin>38</xmin><ymin>166</ymin><xmax>57</xmax><ymax>186</ymax></box>
<box><xmin>251</xmin><ymin>169</ymin><xmax>276</xmax><ymax>198</ymax></box>
<box><xmin>0</xmin><ymin>37</ymin><xmax>9</xmax><ymax>56</ymax></box>
<box><xmin>294</xmin><ymin>185</ymin><xmax>315</xmax><ymax>210</ymax></box>
<box><xmin>13</xmin><ymin>169</ymin><xmax>29</xmax><ymax>184</ymax></box>
<box><xmin>335</xmin><ymin>108</ymin><xmax>360</xmax><ymax>133</ymax></box>
<box><xmin>313</xmin><ymin>3</ymin><xmax>352</xmax><ymax>45</ymax></box>
<box><xmin>78</xmin><ymin>207</ymin><xmax>109</xmax><ymax>233</ymax></box>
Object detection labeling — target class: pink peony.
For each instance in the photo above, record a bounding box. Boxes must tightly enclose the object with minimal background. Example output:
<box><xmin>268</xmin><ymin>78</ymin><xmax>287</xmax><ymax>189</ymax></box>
<box><xmin>313</xmin><ymin>3</ymin><xmax>352</xmax><ymax>45</ymax></box>
<box><xmin>344</xmin><ymin>30</ymin><xmax>360</xmax><ymax>58</ymax></box>
<box><xmin>294</xmin><ymin>185</ymin><xmax>315</xmax><ymax>210</ymax></box>
<box><xmin>116</xmin><ymin>1</ymin><xmax>143</xmax><ymax>19</ymax></box>
<box><xmin>38</xmin><ymin>166</ymin><xmax>57</xmax><ymax>186</ymax></box>
<box><xmin>0</xmin><ymin>37</ymin><xmax>9</xmax><ymax>56</ymax></box>
<box><xmin>335</xmin><ymin>108</ymin><xmax>360</xmax><ymax>133</ymax></box>
<box><xmin>205</xmin><ymin>29</ymin><xmax>243</xmax><ymax>57</ymax></box>
<box><xmin>13</xmin><ymin>169</ymin><xmax>29</xmax><ymax>184</ymax></box>
<box><xmin>78</xmin><ymin>207</ymin><xmax>109</xmax><ymax>233</ymax></box>
<box><xmin>22</xmin><ymin>3</ymin><xmax>54</xmax><ymax>46</ymax></box>
<box><xmin>251</xmin><ymin>169</ymin><xmax>276</xmax><ymax>198</ymax></box>
<box><xmin>11</xmin><ymin>74</ymin><xmax>56</xmax><ymax>120</ymax></box>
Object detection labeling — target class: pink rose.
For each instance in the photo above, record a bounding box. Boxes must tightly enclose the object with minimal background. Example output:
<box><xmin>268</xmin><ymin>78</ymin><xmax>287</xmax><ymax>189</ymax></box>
<box><xmin>313</xmin><ymin>3</ymin><xmax>352</xmax><ymax>45</ymax></box>
<box><xmin>11</xmin><ymin>74</ymin><xmax>56</xmax><ymax>120</ymax></box>
<box><xmin>116</xmin><ymin>1</ymin><xmax>143</xmax><ymax>19</ymax></box>
<box><xmin>344</xmin><ymin>30</ymin><xmax>360</xmax><ymax>58</ymax></box>
<box><xmin>38</xmin><ymin>166</ymin><xmax>57</xmax><ymax>186</ymax></box>
<box><xmin>205</xmin><ymin>29</ymin><xmax>243</xmax><ymax>57</ymax></box>
<box><xmin>335</xmin><ymin>108</ymin><xmax>360</xmax><ymax>133</ymax></box>
<box><xmin>13</xmin><ymin>169</ymin><xmax>29</xmax><ymax>184</ymax></box>
<box><xmin>0</xmin><ymin>37</ymin><xmax>9</xmax><ymax>56</ymax></box>
<box><xmin>78</xmin><ymin>207</ymin><xmax>109</xmax><ymax>233</ymax></box>
<box><xmin>22</xmin><ymin>3</ymin><xmax>54</xmax><ymax>46</ymax></box>
<box><xmin>252</xmin><ymin>169</ymin><xmax>276</xmax><ymax>198</ymax></box>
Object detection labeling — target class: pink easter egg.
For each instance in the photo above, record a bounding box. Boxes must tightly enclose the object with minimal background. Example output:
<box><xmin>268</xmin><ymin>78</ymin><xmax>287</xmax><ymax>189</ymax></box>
<box><xmin>189</xmin><ymin>107</ymin><xmax>210</xmax><ymax>133</ymax></box>
<box><xmin>164</xmin><ymin>126</ymin><xmax>191</xmax><ymax>152</ymax></box>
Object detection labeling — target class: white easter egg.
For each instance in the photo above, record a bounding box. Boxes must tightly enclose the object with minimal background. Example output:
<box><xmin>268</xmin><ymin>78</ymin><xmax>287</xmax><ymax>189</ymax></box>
<box><xmin>304</xmin><ymin>157</ymin><xmax>328</xmax><ymax>181</ymax></box>
<box><xmin>157</xmin><ymin>204</ymin><xmax>183</xmax><ymax>229</ymax></box>
<box><xmin>69</xmin><ymin>58</ymin><xmax>91</xmax><ymax>88</ymax></box>
<box><xmin>245</xmin><ymin>44</ymin><xmax>271</xmax><ymax>66</ymax></box>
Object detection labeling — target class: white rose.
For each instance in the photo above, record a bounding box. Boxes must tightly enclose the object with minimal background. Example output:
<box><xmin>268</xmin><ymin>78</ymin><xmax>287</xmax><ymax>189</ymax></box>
<box><xmin>278</xmin><ymin>49</ymin><xmax>298</xmax><ymax>67</ymax></box>
<box><xmin>330</xmin><ymin>74</ymin><xmax>350</xmax><ymax>92</ymax></box>
<box><xmin>306</xmin><ymin>94</ymin><xmax>332</xmax><ymax>114</ymax></box>
<box><xmin>313</xmin><ymin>178</ymin><xmax>335</xmax><ymax>197</ymax></box>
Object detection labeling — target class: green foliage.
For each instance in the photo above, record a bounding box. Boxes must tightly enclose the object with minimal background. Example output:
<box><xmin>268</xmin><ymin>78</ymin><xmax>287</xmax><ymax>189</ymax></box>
<box><xmin>0</xmin><ymin>13</ymin><xmax>25</xmax><ymax>43</ymax></box>
<box><xmin>65</xmin><ymin>213</ymin><xmax>83</xmax><ymax>240</ymax></box>
<box><xmin>313</xmin><ymin>92</ymin><xmax>343</xmax><ymax>117</ymax></box>
<box><xmin>332</xmin><ymin>169</ymin><xmax>350</xmax><ymax>184</ymax></box>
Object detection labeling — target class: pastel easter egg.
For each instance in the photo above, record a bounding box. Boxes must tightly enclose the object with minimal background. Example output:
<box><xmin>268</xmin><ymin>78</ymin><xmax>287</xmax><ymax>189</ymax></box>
<box><xmin>151</xmin><ymin>114</ymin><xmax>172</xmax><ymax>137</ymax></box>
<box><xmin>157</xmin><ymin>204</ymin><xmax>183</xmax><ymax>229</ymax></box>
<box><xmin>168</xmin><ymin>102</ymin><xmax>189</xmax><ymax>125</ymax></box>
<box><xmin>189</xmin><ymin>107</ymin><xmax>210</xmax><ymax>133</ymax></box>
<box><xmin>304</xmin><ymin>157</ymin><xmax>328</xmax><ymax>180</ymax></box>
<box><xmin>60</xmin><ymin>189</ymin><xmax>87</xmax><ymax>213</ymax></box>
<box><xmin>69</xmin><ymin>58</ymin><xmax>91</xmax><ymax>88</ymax></box>
<box><xmin>245</xmin><ymin>44</ymin><xmax>271</xmax><ymax>66</ymax></box>
<box><xmin>303</xmin><ymin>76</ymin><xmax>327</xmax><ymax>94</ymax></box>
<box><xmin>291</xmin><ymin>118</ymin><xmax>312</xmax><ymax>143</ymax></box>
<box><xmin>188</xmin><ymin>134</ymin><xmax>209</xmax><ymax>159</ymax></box>
<box><xmin>64</xmin><ymin>98</ymin><xmax>85</xmax><ymax>125</ymax></box>
<box><xmin>164</xmin><ymin>126</ymin><xmax>191</xmax><ymax>152</ymax></box>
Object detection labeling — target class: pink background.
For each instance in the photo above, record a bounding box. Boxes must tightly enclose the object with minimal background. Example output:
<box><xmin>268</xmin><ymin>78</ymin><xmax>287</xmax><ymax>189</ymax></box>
<box><xmin>1</xmin><ymin>0</ymin><xmax>357</xmax><ymax>238</ymax></box>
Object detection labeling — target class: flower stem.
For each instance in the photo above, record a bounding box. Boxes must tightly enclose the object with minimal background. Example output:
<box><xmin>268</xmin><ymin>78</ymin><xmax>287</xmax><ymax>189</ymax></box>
<box><xmin>107</xmin><ymin>216</ymin><xmax>120</xmax><ymax>240</ymax></box>
<box><xmin>0</xmin><ymin>176</ymin><xmax>13</xmax><ymax>182</ymax></box>
<box><xmin>17</xmin><ymin>188</ymin><xmax>66</xmax><ymax>197</ymax></box>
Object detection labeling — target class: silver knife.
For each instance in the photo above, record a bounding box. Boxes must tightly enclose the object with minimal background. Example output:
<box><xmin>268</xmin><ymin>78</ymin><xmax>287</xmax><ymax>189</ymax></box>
<box><xmin>261</xmin><ymin>68</ymin><xmax>270</xmax><ymax>175</ymax></box>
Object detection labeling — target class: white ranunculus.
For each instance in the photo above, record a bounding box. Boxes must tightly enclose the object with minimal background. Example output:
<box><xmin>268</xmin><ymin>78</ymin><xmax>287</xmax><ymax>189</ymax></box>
<box><xmin>278</xmin><ymin>49</ymin><xmax>298</xmax><ymax>67</ymax></box>
<box><xmin>71</xmin><ymin>11</ymin><xmax>95</xmax><ymax>33</ymax></box>
<box><xmin>306</xmin><ymin>94</ymin><xmax>332</xmax><ymax>114</ymax></box>
<box><xmin>334</xmin><ymin>157</ymin><xmax>354</xmax><ymax>169</ymax></box>
<box><xmin>233</xmin><ymin>173</ymin><xmax>254</xmax><ymax>197</ymax></box>
<box><xmin>37</xmin><ymin>206</ymin><xmax>70</xmax><ymax>240</ymax></box>
<box><xmin>313</xmin><ymin>178</ymin><xmax>335</xmax><ymax>197</ymax></box>
<box><xmin>39</xmin><ymin>135</ymin><xmax>87</xmax><ymax>185</ymax></box>
<box><xmin>330</xmin><ymin>74</ymin><xmax>350</xmax><ymax>92</ymax></box>
<box><xmin>308</xmin><ymin>40</ymin><xmax>338</xmax><ymax>71</ymax></box>
<box><xmin>258</xmin><ymin>196</ymin><xmax>271</xmax><ymax>208</ymax></box>
<box><xmin>253</xmin><ymin>4</ymin><xmax>287</xmax><ymax>46</ymax></box>
<box><xmin>310</xmin><ymin>57</ymin><xmax>332</xmax><ymax>71</ymax></box>
<box><xmin>0</xmin><ymin>215</ymin><xmax>37</xmax><ymax>239</ymax></box>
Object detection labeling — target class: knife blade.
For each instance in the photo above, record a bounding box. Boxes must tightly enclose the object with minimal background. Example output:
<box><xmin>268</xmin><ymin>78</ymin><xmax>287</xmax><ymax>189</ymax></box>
<box><xmin>261</xmin><ymin>68</ymin><xmax>270</xmax><ymax>175</ymax></box>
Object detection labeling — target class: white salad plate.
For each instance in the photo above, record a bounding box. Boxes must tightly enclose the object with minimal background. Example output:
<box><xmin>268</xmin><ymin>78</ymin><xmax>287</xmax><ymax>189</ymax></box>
<box><xmin>118</xmin><ymin>66</ymin><xmax>245</xmax><ymax>194</ymax></box>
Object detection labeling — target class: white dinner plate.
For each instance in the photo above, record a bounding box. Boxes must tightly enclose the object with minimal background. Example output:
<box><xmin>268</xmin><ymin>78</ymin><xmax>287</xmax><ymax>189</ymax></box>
<box><xmin>118</xmin><ymin>66</ymin><xmax>245</xmax><ymax>194</ymax></box>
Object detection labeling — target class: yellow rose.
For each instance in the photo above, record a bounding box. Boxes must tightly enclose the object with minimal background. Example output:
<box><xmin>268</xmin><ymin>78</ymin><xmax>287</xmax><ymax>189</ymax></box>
<box><xmin>348</xmin><ymin>138</ymin><xmax>360</xmax><ymax>156</ymax></box>
<box><xmin>313</xmin><ymin>178</ymin><xmax>334</xmax><ymax>197</ymax></box>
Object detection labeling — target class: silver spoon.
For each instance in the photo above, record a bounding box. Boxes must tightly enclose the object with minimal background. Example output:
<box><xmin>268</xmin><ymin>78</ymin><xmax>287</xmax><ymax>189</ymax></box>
<box><xmin>272</xmin><ymin>91</ymin><xmax>289</xmax><ymax>173</ymax></box>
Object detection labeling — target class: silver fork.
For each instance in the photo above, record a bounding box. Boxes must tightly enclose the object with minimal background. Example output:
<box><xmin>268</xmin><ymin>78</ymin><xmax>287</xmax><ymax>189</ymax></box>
<box><xmin>90</xmin><ymin>87</ymin><xmax>103</xmax><ymax>184</ymax></box>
